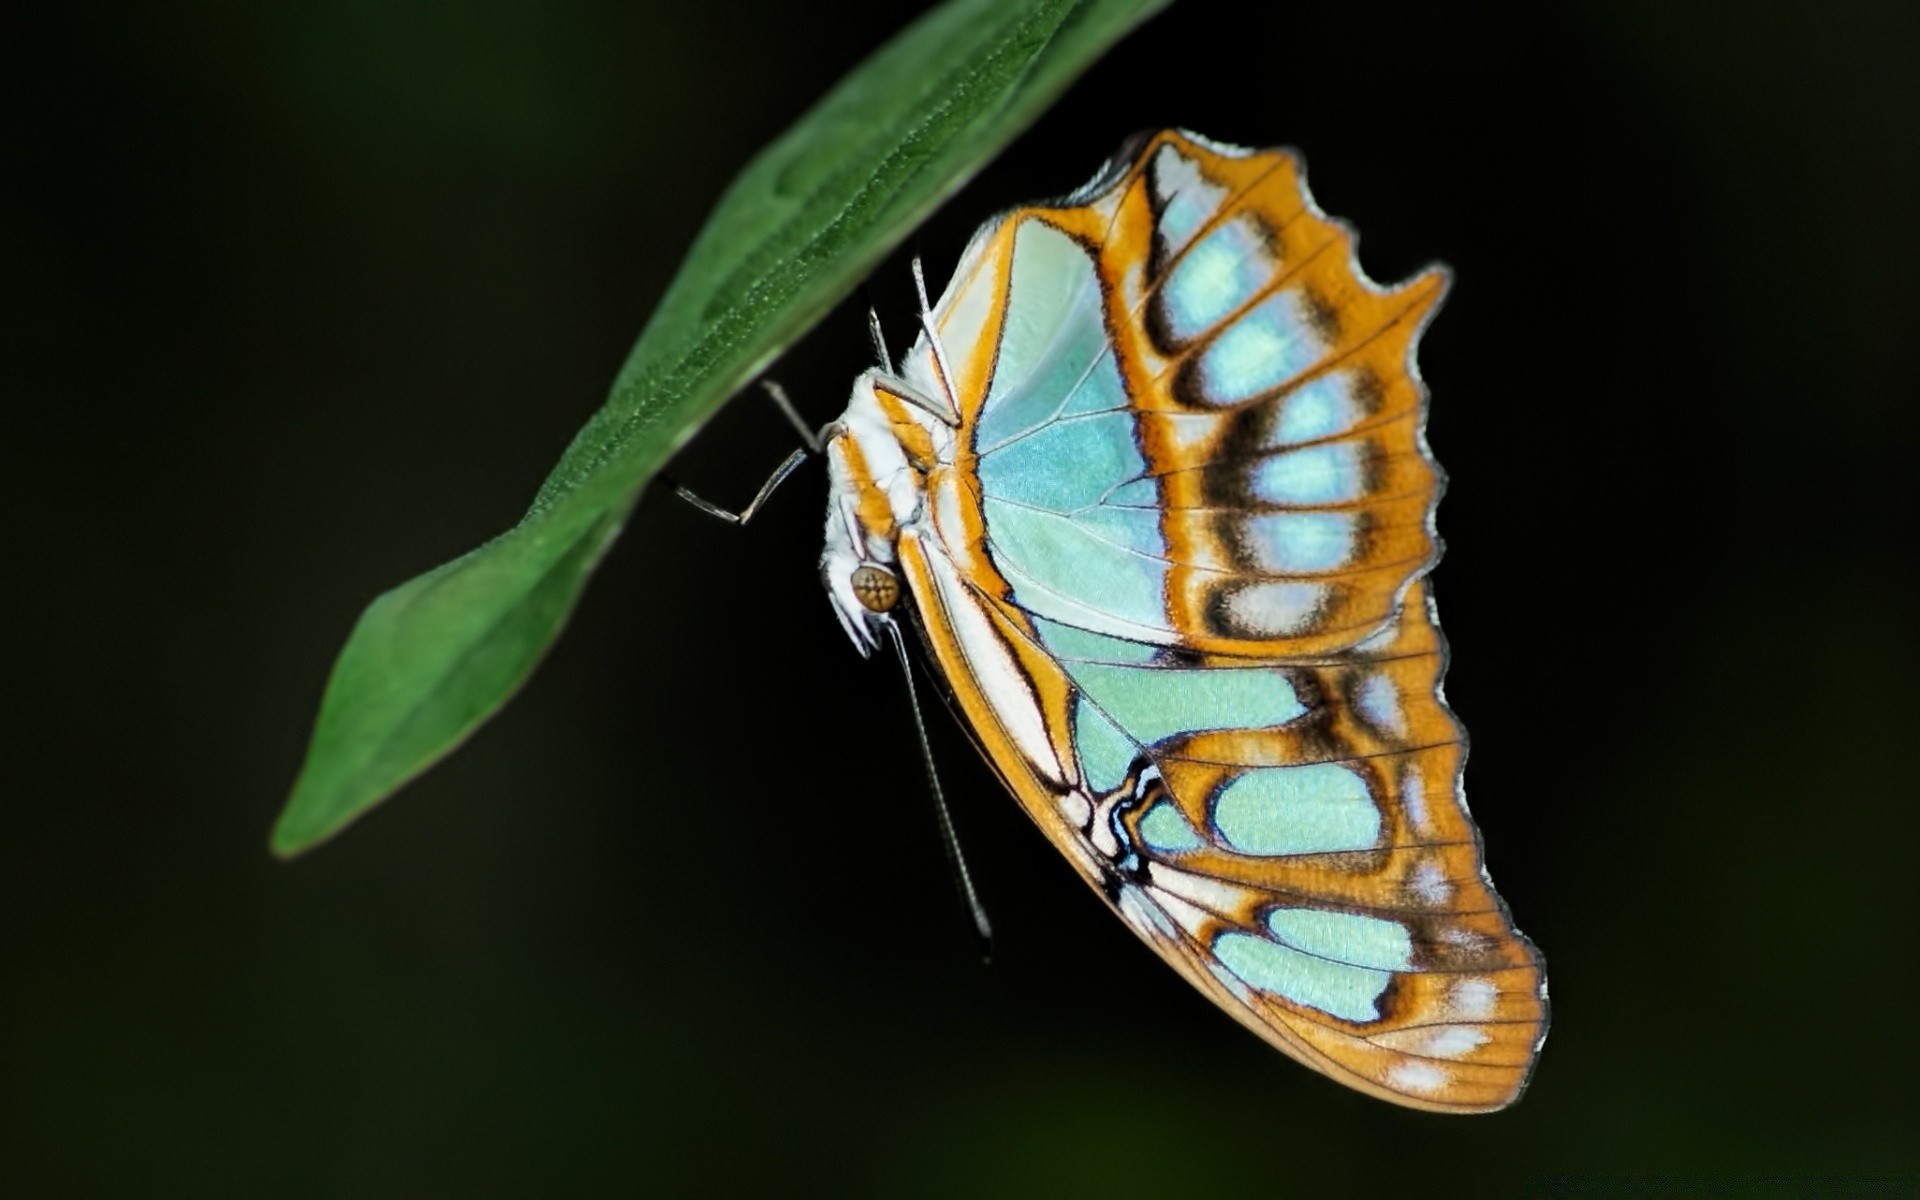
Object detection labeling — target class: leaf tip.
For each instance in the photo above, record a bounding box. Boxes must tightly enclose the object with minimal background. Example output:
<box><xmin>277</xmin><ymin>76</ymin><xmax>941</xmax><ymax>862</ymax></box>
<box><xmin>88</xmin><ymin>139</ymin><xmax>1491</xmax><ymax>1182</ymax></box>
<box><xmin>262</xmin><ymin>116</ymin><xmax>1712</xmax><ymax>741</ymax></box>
<box><xmin>268</xmin><ymin>800</ymin><xmax>322</xmax><ymax>860</ymax></box>
<box><xmin>269</xmin><ymin>771</ymin><xmax>358</xmax><ymax>860</ymax></box>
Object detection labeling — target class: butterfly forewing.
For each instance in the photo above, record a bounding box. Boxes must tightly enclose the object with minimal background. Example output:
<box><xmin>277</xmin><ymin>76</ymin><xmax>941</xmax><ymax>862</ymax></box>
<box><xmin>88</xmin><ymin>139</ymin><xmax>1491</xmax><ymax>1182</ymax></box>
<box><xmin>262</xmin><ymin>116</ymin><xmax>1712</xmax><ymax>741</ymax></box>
<box><xmin>881</xmin><ymin>131</ymin><xmax>1543</xmax><ymax>1111</ymax></box>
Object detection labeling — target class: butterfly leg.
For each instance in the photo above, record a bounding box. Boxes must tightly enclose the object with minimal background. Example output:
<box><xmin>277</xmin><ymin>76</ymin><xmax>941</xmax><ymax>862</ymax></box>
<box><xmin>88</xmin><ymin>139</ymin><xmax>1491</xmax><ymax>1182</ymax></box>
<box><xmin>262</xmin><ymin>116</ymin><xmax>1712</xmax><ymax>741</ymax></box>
<box><xmin>664</xmin><ymin>380</ymin><xmax>823</xmax><ymax>525</ymax></box>
<box><xmin>668</xmin><ymin>447</ymin><xmax>808</xmax><ymax>526</ymax></box>
<box><xmin>867</xmin><ymin>306</ymin><xmax>893</xmax><ymax>373</ymax></box>
<box><xmin>758</xmin><ymin>378</ymin><xmax>824</xmax><ymax>454</ymax></box>
<box><xmin>910</xmin><ymin>255</ymin><xmax>960</xmax><ymax>424</ymax></box>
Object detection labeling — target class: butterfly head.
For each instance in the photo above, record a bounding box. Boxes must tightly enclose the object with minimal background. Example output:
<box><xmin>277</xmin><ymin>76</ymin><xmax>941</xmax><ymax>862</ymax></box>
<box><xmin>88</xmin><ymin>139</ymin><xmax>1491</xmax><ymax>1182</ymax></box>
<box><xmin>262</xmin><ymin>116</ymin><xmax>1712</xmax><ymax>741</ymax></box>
<box><xmin>820</xmin><ymin>372</ymin><xmax>926</xmax><ymax>657</ymax></box>
<box><xmin>821</xmin><ymin>515</ymin><xmax>899</xmax><ymax>657</ymax></box>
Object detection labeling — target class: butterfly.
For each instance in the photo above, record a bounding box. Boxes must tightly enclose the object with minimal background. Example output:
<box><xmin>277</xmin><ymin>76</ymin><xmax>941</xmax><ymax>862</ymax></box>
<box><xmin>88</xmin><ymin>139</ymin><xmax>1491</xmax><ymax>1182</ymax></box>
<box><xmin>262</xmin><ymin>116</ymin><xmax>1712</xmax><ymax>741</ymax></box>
<box><xmin>815</xmin><ymin>129</ymin><xmax>1546</xmax><ymax>1112</ymax></box>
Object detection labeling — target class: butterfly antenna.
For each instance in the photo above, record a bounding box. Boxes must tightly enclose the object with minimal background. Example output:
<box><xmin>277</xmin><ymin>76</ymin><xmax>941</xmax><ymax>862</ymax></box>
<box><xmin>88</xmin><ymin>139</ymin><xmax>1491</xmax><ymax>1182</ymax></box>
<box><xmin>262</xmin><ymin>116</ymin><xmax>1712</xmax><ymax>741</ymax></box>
<box><xmin>885</xmin><ymin>619</ymin><xmax>994</xmax><ymax>959</ymax></box>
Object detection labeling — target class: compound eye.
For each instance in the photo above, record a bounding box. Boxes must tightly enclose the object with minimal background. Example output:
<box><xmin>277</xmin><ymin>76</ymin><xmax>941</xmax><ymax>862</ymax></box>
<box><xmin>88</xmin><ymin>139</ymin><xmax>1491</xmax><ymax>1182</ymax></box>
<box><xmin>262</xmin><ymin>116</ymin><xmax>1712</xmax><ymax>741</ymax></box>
<box><xmin>849</xmin><ymin>563</ymin><xmax>901</xmax><ymax>613</ymax></box>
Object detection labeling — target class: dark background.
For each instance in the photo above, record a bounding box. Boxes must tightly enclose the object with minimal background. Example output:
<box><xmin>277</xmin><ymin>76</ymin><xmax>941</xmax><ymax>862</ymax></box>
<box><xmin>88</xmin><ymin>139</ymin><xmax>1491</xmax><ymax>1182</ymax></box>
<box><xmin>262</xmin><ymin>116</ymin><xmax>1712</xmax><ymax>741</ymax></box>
<box><xmin>5</xmin><ymin>1</ymin><xmax>1916</xmax><ymax>1194</ymax></box>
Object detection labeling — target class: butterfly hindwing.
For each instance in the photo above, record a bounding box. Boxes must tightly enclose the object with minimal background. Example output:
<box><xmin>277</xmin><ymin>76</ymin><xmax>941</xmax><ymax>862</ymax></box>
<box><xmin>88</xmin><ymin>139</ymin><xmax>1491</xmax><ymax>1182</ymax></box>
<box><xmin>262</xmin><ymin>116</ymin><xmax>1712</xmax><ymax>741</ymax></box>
<box><xmin>1062</xmin><ymin>581</ymin><xmax>1543</xmax><ymax>1111</ymax></box>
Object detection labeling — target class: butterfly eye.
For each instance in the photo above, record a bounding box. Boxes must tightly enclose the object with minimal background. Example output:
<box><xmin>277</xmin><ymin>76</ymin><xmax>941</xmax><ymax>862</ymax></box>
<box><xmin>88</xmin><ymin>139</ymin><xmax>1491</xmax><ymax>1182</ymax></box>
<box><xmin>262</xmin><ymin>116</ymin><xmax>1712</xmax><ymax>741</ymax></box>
<box><xmin>850</xmin><ymin>563</ymin><xmax>900</xmax><ymax>613</ymax></box>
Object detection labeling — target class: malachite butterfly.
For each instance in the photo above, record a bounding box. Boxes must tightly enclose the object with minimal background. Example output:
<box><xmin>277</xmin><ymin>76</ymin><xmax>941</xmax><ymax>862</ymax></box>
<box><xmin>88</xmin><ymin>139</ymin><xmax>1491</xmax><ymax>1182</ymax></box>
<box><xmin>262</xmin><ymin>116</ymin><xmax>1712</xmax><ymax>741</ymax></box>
<box><xmin>817</xmin><ymin>129</ymin><xmax>1546</xmax><ymax>1112</ymax></box>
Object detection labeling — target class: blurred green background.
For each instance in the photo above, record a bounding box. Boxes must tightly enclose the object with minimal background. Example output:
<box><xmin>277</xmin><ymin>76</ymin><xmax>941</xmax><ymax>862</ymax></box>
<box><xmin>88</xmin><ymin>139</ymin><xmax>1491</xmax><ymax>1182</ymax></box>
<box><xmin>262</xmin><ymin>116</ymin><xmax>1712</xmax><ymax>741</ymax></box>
<box><xmin>5</xmin><ymin>1</ymin><xmax>1916</xmax><ymax>1194</ymax></box>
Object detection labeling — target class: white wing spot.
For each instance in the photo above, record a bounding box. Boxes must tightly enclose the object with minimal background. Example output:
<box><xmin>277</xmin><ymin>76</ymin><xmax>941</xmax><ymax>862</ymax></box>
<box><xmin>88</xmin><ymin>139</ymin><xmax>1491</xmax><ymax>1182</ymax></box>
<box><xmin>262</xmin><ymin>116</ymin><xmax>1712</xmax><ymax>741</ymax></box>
<box><xmin>1223</xmin><ymin>581</ymin><xmax>1325</xmax><ymax>637</ymax></box>
<box><xmin>1387</xmin><ymin>1061</ymin><xmax>1450</xmax><ymax>1094</ymax></box>
<box><xmin>1057</xmin><ymin>792</ymin><xmax>1092</xmax><ymax>828</ymax></box>
<box><xmin>1146</xmin><ymin>863</ymin><xmax>1254</xmax><ymax>918</ymax></box>
<box><xmin>1440</xmin><ymin>926</ymin><xmax>1492</xmax><ymax>955</ymax></box>
<box><xmin>1450</xmin><ymin>977</ymin><xmax>1498</xmax><ymax>1019</ymax></box>
<box><xmin>1401</xmin><ymin>768</ymin><xmax>1430</xmax><ymax>835</ymax></box>
<box><xmin>1356</xmin><ymin>673</ymin><xmax>1406</xmax><ymax>736</ymax></box>
<box><xmin>1147</xmin><ymin>886</ymin><xmax>1213</xmax><ymax>937</ymax></box>
<box><xmin>1410</xmin><ymin>860</ymin><xmax>1452</xmax><ymax>906</ymax></box>
<box><xmin>1423</xmin><ymin>1026</ymin><xmax>1489</xmax><ymax>1059</ymax></box>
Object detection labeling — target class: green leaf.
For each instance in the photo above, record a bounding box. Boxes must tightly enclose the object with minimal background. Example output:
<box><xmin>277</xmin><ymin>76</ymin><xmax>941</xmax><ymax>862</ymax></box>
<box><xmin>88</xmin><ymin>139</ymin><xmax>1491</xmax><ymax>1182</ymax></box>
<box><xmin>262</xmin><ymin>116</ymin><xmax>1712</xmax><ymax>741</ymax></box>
<box><xmin>272</xmin><ymin>0</ymin><xmax>1170</xmax><ymax>857</ymax></box>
